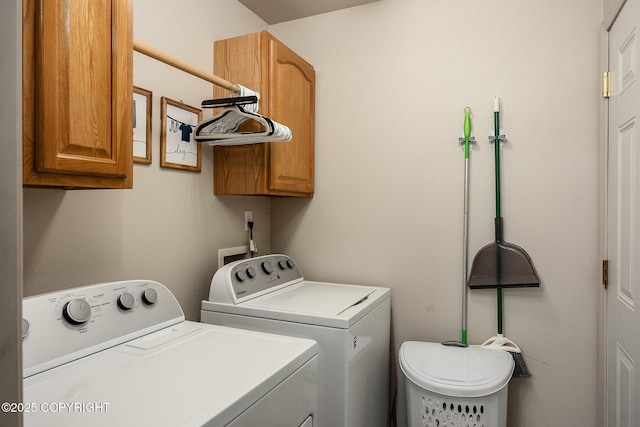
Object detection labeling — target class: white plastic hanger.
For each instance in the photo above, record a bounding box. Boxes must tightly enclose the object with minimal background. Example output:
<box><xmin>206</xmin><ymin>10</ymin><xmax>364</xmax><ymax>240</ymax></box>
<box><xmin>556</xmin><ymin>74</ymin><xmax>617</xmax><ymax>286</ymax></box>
<box><xmin>194</xmin><ymin>86</ymin><xmax>292</xmax><ymax>146</ymax></box>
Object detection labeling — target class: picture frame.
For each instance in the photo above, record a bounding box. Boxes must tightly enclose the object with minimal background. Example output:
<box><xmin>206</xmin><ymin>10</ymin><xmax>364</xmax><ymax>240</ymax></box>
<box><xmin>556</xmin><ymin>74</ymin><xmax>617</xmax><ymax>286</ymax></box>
<box><xmin>160</xmin><ymin>97</ymin><xmax>202</xmax><ymax>172</ymax></box>
<box><xmin>133</xmin><ymin>86</ymin><xmax>152</xmax><ymax>164</ymax></box>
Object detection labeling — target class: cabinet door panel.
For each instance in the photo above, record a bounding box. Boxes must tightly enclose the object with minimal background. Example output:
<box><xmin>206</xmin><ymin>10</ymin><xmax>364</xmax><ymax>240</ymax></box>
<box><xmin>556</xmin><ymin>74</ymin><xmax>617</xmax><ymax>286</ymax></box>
<box><xmin>36</xmin><ymin>0</ymin><xmax>126</xmax><ymax>177</ymax></box>
<box><xmin>268</xmin><ymin>39</ymin><xmax>315</xmax><ymax>194</ymax></box>
<box><xmin>65</xmin><ymin>0</ymin><xmax>112</xmax><ymax>161</ymax></box>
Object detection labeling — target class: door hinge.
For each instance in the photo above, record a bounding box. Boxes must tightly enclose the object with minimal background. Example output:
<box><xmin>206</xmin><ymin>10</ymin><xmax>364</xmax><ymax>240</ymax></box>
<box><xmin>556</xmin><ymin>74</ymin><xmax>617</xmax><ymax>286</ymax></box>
<box><xmin>602</xmin><ymin>71</ymin><xmax>611</xmax><ymax>98</ymax></box>
<box><xmin>602</xmin><ymin>259</ymin><xmax>609</xmax><ymax>289</ymax></box>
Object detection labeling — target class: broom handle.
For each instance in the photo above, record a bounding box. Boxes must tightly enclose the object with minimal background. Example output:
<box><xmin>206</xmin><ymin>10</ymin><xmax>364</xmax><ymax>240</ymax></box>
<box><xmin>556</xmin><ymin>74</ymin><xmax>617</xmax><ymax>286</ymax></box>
<box><xmin>494</xmin><ymin>100</ymin><xmax>501</xmax><ymax>219</ymax></box>
<box><xmin>497</xmin><ymin>288</ymin><xmax>503</xmax><ymax>334</ymax></box>
<box><xmin>494</xmin><ymin>97</ymin><xmax>504</xmax><ymax>335</ymax></box>
<box><xmin>462</xmin><ymin>108</ymin><xmax>471</xmax><ymax>344</ymax></box>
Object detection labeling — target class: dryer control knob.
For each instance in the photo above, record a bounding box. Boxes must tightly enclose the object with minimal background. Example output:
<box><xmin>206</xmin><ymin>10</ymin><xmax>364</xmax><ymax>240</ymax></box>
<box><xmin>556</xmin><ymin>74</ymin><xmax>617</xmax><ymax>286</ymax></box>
<box><xmin>22</xmin><ymin>319</ymin><xmax>31</xmax><ymax>339</ymax></box>
<box><xmin>235</xmin><ymin>270</ymin><xmax>247</xmax><ymax>282</ymax></box>
<box><xmin>286</xmin><ymin>259</ymin><xmax>295</xmax><ymax>269</ymax></box>
<box><xmin>117</xmin><ymin>292</ymin><xmax>135</xmax><ymax>310</ymax></box>
<box><xmin>141</xmin><ymin>288</ymin><xmax>158</xmax><ymax>305</ymax></box>
<box><xmin>278</xmin><ymin>260</ymin><xmax>288</xmax><ymax>270</ymax></box>
<box><xmin>261</xmin><ymin>261</ymin><xmax>273</xmax><ymax>274</ymax></box>
<box><xmin>63</xmin><ymin>299</ymin><xmax>92</xmax><ymax>325</ymax></box>
<box><xmin>246</xmin><ymin>267</ymin><xmax>256</xmax><ymax>279</ymax></box>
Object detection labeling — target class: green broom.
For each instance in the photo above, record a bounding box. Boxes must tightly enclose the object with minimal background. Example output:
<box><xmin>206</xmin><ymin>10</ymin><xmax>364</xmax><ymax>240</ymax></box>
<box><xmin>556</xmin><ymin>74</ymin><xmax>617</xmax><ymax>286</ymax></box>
<box><xmin>467</xmin><ymin>96</ymin><xmax>539</xmax><ymax>377</ymax></box>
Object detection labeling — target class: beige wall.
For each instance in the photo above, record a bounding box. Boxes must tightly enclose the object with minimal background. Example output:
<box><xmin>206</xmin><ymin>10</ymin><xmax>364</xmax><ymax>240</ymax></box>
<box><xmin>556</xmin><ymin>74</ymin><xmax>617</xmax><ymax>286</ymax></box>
<box><xmin>269</xmin><ymin>0</ymin><xmax>602</xmax><ymax>426</ymax></box>
<box><xmin>22</xmin><ymin>0</ymin><xmax>269</xmax><ymax>321</ymax></box>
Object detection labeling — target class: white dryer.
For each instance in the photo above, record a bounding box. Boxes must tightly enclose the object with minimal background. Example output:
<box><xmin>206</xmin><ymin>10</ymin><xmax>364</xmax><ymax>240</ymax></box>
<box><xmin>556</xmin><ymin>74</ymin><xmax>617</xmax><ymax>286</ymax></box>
<box><xmin>22</xmin><ymin>280</ymin><xmax>318</xmax><ymax>427</ymax></box>
<box><xmin>201</xmin><ymin>254</ymin><xmax>391</xmax><ymax>427</ymax></box>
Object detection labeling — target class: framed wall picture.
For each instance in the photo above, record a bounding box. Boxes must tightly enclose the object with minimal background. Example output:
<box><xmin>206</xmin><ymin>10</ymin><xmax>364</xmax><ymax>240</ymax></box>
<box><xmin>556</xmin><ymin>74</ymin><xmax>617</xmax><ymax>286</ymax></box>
<box><xmin>133</xmin><ymin>86</ymin><xmax>152</xmax><ymax>164</ymax></box>
<box><xmin>160</xmin><ymin>97</ymin><xmax>202</xmax><ymax>172</ymax></box>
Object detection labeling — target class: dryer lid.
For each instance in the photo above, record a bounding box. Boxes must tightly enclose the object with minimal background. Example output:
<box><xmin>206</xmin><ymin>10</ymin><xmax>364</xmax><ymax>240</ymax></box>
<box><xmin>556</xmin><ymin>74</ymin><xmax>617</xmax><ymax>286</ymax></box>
<box><xmin>399</xmin><ymin>341</ymin><xmax>514</xmax><ymax>398</ymax></box>
<box><xmin>244</xmin><ymin>282</ymin><xmax>376</xmax><ymax>316</ymax></box>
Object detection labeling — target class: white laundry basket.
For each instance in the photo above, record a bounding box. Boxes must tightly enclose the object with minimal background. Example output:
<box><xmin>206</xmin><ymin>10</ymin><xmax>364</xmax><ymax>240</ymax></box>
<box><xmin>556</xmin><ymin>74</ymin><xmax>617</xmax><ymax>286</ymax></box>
<box><xmin>399</xmin><ymin>341</ymin><xmax>514</xmax><ymax>427</ymax></box>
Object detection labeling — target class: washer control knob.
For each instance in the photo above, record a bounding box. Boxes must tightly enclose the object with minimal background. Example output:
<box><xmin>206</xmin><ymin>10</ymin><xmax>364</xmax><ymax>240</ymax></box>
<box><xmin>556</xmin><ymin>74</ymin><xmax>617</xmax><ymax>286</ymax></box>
<box><xmin>235</xmin><ymin>270</ymin><xmax>247</xmax><ymax>282</ymax></box>
<box><xmin>246</xmin><ymin>267</ymin><xmax>256</xmax><ymax>279</ymax></box>
<box><xmin>63</xmin><ymin>299</ymin><xmax>92</xmax><ymax>325</ymax></box>
<box><xmin>117</xmin><ymin>292</ymin><xmax>135</xmax><ymax>310</ymax></box>
<box><xmin>286</xmin><ymin>259</ymin><xmax>295</xmax><ymax>269</ymax></box>
<box><xmin>261</xmin><ymin>261</ymin><xmax>273</xmax><ymax>274</ymax></box>
<box><xmin>278</xmin><ymin>260</ymin><xmax>288</xmax><ymax>270</ymax></box>
<box><xmin>141</xmin><ymin>288</ymin><xmax>158</xmax><ymax>305</ymax></box>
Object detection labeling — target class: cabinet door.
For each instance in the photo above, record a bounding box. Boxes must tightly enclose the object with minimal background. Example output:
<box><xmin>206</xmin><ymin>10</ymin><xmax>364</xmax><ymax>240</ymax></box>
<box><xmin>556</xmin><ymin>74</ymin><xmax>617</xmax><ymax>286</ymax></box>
<box><xmin>267</xmin><ymin>36</ymin><xmax>315</xmax><ymax>195</ymax></box>
<box><xmin>23</xmin><ymin>0</ymin><xmax>133</xmax><ymax>188</ymax></box>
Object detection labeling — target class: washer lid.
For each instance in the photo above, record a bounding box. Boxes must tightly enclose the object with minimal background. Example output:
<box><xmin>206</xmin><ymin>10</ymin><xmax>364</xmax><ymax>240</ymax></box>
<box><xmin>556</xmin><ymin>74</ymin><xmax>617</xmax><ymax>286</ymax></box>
<box><xmin>245</xmin><ymin>282</ymin><xmax>376</xmax><ymax>316</ymax></box>
<box><xmin>399</xmin><ymin>341</ymin><xmax>514</xmax><ymax>398</ymax></box>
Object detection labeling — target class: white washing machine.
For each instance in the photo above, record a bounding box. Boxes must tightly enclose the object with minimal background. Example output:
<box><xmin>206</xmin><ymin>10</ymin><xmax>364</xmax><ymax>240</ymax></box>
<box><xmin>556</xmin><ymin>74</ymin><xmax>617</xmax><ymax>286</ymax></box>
<box><xmin>22</xmin><ymin>280</ymin><xmax>318</xmax><ymax>426</ymax></box>
<box><xmin>201</xmin><ymin>254</ymin><xmax>391</xmax><ymax>427</ymax></box>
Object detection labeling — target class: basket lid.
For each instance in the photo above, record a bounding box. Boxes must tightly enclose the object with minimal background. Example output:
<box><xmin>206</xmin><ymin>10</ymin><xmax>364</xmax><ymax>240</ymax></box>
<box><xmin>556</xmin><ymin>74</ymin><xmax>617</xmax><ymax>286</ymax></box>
<box><xmin>399</xmin><ymin>341</ymin><xmax>514</xmax><ymax>397</ymax></box>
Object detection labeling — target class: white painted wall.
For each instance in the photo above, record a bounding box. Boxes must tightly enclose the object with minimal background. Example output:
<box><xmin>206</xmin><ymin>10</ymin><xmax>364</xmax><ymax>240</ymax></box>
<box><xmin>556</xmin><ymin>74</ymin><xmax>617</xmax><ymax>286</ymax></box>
<box><xmin>22</xmin><ymin>0</ymin><xmax>269</xmax><ymax>321</ymax></box>
<box><xmin>269</xmin><ymin>0</ymin><xmax>602</xmax><ymax>425</ymax></box>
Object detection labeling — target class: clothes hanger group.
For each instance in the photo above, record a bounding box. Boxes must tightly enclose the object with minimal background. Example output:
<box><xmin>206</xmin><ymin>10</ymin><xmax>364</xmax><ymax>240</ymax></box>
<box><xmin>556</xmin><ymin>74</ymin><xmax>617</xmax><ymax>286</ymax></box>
<box><xmin>194</xmin><ymin>86</ymin><xmax>292</xmax><ymax>146</ymax></box>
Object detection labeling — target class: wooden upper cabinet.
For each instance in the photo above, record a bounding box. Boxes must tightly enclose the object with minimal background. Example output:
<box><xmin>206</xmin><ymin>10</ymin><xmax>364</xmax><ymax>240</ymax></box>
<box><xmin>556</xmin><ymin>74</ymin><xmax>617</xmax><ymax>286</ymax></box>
<box><xmin>213</xmin><ymin>31</ymin><xmax>315</xmax><ymax>197</ymax></box>
<box><xmin>23</xmin><ymin>0</ymin><xmax>133</xmax><ymax>189</ymax></box>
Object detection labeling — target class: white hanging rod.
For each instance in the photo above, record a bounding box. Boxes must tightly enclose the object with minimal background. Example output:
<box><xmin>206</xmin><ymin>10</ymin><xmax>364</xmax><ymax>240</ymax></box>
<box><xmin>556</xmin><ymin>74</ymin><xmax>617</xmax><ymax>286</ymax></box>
<box><xmin>133</xmin><ymin>40</ymin><xmax>241</xmax><ymax>94</ymax></box>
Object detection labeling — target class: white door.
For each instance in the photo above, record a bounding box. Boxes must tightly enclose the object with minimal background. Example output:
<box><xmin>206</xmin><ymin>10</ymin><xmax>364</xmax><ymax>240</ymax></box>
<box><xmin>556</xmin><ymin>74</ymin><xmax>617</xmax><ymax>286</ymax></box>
<box><xmin>607</xmin><ymin>0</ymin><xmax>640</xmax><ymax>425</ymax></box>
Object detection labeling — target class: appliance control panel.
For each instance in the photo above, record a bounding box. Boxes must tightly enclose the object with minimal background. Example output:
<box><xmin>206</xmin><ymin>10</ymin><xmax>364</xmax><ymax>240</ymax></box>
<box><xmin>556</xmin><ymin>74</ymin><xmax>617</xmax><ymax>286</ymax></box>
<box><xmin>210</xmin><ymin>254</ymin><xmax>303</xmax><ymax>304</ymax></box>
<box><xmin>22</xmin><ymin>280</ymin><xmax>184</xmax><ymax>378</ymax></box>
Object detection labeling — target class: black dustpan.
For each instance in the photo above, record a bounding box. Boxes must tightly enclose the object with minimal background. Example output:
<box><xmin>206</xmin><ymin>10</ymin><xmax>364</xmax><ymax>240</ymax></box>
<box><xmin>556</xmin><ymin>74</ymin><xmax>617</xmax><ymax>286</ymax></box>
<box><xmin>467</xmin><ymin>218</ymin><xmax>540</xmax><ymax>289</ymax></box>
<box><xmin>467</xmin><ymin>98</ymin><xmax>539</xmax><ymax>290</ymax></box>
